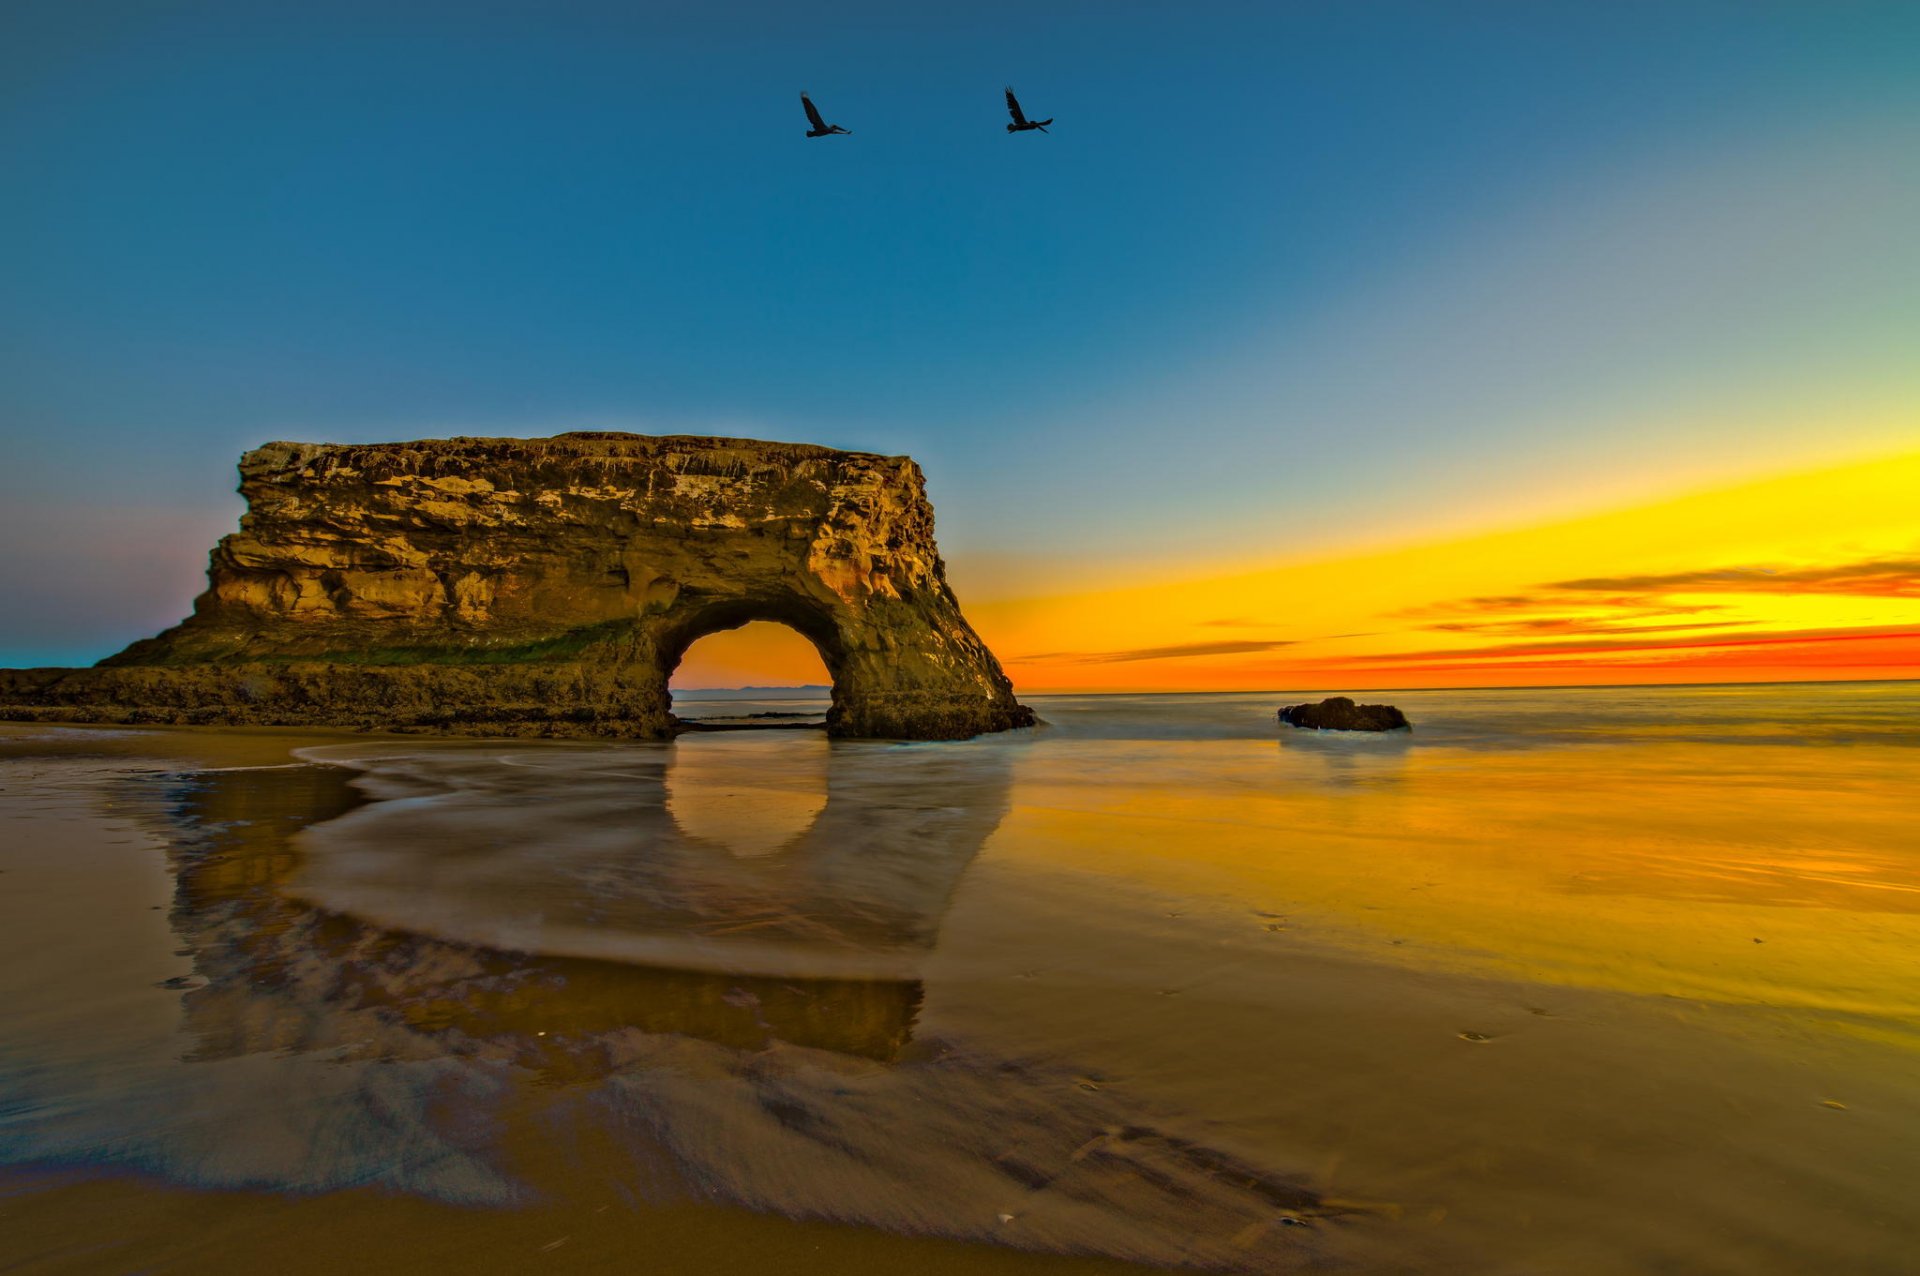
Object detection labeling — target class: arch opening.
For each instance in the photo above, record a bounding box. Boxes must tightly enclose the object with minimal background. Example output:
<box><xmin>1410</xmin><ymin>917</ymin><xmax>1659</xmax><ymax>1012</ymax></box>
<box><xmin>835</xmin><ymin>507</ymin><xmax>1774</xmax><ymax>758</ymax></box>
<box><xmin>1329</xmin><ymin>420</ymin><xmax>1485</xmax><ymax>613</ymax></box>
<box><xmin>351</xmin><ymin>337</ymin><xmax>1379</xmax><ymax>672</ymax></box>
<box><xmin>668</xmin><ymin>617</ymin><xmax>836</xmax><ymax>730</ymax></box>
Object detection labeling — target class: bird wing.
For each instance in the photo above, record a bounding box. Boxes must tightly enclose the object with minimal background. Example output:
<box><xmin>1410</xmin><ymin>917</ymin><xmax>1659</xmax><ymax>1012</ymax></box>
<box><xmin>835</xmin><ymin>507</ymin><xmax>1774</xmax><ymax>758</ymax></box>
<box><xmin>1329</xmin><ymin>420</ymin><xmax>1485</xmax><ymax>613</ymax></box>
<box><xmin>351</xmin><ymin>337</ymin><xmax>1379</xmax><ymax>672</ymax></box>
<box><xmin>802</xmin><ymin>93</ymin><xmax>826</xmax><ymax>130</ymax></box>
<box><xmin>1005</xmin><ymin>87</ymin><xmax>1028</xmax><ymax>126</ymax></box>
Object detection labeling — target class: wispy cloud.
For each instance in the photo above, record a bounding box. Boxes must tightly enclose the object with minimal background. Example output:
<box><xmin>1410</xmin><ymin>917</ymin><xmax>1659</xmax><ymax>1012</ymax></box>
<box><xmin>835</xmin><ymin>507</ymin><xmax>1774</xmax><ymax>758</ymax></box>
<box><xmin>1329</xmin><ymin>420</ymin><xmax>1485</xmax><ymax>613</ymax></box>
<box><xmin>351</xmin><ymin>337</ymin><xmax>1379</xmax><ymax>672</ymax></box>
<box><xmin>1346</xmin><ymin>548</ymin><xmax>1920</xmax><ymax>674</ymax></box>
<box><xmin>1550</xmin><ymin>557</ymin><xmax>1920</xmax><ymax>598</ymax></box>
<box><xmin>1429</xmin><ymin>617</ymin><xmax>1741</xmax><ymax>639</ymax></box>
<box><xmin>1353</xmin><ymin>624</ymin><xmax>1920</xmax><ymax>664</ymax></box>
<box><xmin>1396</xmin><ymin>550</ymin><xmax>1920</xmax><ymax>646</ymax></box>
<box><xmin>1019</xmin><ymin>638</ymin><xmax>1296</xmax><ymax>665</ymax></box>
<box><xmin>1399</xmin><ymin>595</ymin><xmax>1723</xmax><ymax>619</ymax></box>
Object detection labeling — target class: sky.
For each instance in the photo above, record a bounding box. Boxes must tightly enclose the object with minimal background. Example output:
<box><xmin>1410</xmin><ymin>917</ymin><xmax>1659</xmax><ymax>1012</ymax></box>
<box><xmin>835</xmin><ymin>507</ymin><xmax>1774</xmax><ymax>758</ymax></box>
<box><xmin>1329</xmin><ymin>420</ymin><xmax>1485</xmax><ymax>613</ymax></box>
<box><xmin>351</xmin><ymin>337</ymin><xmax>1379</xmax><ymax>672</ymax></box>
<box><xmin>3</xmin><ymin>0</ymin><xmax>1917</xmax><ymax>689</ymax></box>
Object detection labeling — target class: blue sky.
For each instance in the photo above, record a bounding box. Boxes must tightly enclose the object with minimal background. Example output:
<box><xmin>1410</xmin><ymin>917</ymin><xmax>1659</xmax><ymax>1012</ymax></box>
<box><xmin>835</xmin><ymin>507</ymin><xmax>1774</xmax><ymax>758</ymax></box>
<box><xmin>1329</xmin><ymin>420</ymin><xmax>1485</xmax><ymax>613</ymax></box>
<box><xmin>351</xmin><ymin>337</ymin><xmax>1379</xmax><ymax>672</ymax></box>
<box><xmin>3</xmin><ymin>0</ymin><xmax>1917</xmax><ymax>665</ymax></box>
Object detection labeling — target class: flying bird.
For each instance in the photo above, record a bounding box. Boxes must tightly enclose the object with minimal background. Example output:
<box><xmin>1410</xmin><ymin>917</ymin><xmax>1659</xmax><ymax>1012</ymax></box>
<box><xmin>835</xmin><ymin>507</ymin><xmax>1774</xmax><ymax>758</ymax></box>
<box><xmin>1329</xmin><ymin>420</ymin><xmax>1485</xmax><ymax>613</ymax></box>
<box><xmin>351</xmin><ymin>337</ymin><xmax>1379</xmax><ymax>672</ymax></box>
<box><xmin>800</xmin><ymin>92</ymin><xmax>851</xmax><ymax>138</ymax></box>
<box><xmin>1004</xmin><ymin>86</ymin><xmax>1052</xmax><ymax>134</ymax></box>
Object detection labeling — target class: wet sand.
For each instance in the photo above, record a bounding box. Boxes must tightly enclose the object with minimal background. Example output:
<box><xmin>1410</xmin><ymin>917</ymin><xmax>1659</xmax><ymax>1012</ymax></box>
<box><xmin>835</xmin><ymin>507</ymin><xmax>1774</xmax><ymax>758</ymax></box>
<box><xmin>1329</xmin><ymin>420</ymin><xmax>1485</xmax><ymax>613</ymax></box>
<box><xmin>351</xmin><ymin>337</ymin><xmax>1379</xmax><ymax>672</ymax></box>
<box><xmin>3</xmin><ymin>686</ymin><xmax>1918</xmax><ymax>1272</ymax></box>
<box><xmin>0</xmin><ymin>726</ymin><xmax>1165</xmax><ymax>1275</ymax></box>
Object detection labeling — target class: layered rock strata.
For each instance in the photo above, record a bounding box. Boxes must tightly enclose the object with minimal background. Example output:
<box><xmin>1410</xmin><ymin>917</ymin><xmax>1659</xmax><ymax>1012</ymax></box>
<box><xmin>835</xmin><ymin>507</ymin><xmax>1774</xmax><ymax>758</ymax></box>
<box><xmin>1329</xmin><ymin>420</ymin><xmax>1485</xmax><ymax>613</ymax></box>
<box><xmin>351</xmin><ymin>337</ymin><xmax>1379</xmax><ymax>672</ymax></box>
<box><xmin>0</xmin><ymin>433</ymin><xmax>1033</xmax><ymax>739</ymax></box>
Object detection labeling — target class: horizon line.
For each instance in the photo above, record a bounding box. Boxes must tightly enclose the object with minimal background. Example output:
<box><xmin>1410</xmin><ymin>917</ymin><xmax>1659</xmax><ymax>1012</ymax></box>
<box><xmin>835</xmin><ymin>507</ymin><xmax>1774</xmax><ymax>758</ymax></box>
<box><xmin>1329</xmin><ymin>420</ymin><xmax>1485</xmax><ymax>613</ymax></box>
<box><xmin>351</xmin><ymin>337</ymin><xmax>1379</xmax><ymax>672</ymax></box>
<box><xmin>669</xmin><ymin>674</ymin><xmax>1919</xmax><ymax>697</ymax></box>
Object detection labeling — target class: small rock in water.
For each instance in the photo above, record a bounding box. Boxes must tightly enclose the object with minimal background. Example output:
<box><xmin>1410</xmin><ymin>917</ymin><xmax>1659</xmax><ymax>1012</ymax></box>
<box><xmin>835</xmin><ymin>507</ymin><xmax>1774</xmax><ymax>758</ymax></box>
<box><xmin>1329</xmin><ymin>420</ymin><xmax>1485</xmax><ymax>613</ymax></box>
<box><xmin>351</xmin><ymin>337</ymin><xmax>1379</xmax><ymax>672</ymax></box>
<box><xmin>1457</xmin><ymin>1031</ymin><xmax>1493</xmax><ymax>1043</ymax></box>
<box><xmin>1277</xmin><ymin>697</ymin><xmax>1410</xmax><ymax>731</ymax></box>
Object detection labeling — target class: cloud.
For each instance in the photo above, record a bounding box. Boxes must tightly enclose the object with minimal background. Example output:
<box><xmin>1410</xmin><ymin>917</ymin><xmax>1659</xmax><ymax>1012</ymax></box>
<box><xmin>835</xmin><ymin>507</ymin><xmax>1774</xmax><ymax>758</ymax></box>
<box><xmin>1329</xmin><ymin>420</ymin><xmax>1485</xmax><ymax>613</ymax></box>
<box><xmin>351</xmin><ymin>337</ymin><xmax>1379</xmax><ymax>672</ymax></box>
<box><xmin>1399</xmin><ymin>594</ymin><xmax>1541</xmax><ymax>616</ymax></box>
<box><xmin>1318</xmin><ymin>549</ymin><xmax>1920</xmax><ymax>678</ymax></box>
<box><xmin>1428</xmin><ymin>617</ymin><xmax>1741</xmax><ymax>639</ymax></box>
<box><xmin>1399</xmin><ymin>594</ymin><xmax>1723</xmax><ymax>619</ymax></box>
<box><xmin>1393</xmin><ymin>551</ymin><xmax>1920</xmax><ymax>649</ymax></box>
<box><xmin>1549</xmin><ymin>557</ymin><xmax>1920</xmax><ymax>599</ymax></box>
<box><xmin>1019</xmin><ymin>638</ymin><xmax>1296</xmax><ymax>665</ymax></box>
<box><xmin>1352</xmin><ymin>624</ymin><xmax>1920</xmax><ymax>665</ymax></box>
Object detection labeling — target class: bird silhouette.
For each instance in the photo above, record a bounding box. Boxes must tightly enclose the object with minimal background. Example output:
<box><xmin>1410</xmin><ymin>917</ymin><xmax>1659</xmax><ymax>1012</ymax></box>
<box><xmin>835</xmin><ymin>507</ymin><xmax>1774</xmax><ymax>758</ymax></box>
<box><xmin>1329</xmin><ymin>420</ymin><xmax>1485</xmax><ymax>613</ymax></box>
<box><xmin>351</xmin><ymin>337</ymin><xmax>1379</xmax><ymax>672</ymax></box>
<box><xmin>800</xmin><ymin>92</ymin><xmax>851</xmax><ymax>138</ymax></box>
<box><xmin>1004</xmin><ymin>87</ymin><xmax>1052</xmax><ymax>134</ymax></box>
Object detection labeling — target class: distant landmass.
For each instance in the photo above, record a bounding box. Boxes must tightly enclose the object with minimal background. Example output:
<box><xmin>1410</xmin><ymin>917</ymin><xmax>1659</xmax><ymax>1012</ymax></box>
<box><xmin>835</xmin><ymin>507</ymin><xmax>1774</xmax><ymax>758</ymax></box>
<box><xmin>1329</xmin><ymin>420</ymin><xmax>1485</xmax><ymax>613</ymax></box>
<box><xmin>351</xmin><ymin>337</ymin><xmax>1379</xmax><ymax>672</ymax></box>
<box><xmin>672</xmin><ymin>684</ymin><xmax>831</xmax><ymax>700</ymax></box>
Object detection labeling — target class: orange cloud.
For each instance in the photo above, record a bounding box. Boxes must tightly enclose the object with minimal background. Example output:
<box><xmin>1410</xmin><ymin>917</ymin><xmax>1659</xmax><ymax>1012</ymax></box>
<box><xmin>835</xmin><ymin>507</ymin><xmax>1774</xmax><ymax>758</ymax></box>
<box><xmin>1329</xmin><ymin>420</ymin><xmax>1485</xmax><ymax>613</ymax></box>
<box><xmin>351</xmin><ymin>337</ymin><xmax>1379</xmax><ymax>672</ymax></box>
<box><xmin>1017</xmin><ymin>638</ymin><xmax>1296</xmax><ymax>664</ymax></box>
<box><xmin>1389</xmin><ymin>548</ymin><xmax>1920</xmax><ymax>656</ymax></box>
<box><xmin>1349</xmin><ymin>623</ymin><xmax>1920</xmax><ymax>665</ymax></box>
<box><xmin>1549</xmin><ymin>555</ymin><xmax>1920</xmax><ymax>598</ymax></box>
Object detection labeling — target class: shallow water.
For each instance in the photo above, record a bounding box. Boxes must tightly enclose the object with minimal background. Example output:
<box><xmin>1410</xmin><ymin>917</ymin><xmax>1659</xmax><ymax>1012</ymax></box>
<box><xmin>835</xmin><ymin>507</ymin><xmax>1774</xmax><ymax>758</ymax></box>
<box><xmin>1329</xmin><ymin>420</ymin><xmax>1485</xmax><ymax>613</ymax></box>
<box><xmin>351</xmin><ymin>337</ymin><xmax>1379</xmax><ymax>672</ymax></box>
<box><xmin>3</xmin><ymin>685</ymin><xmax>1918</xmax><ymax>1272</ymax></box>
<box><xmin>671</xmin><ymin>688</ymin><xmax>830</xmax><ymax>727</ymax></box>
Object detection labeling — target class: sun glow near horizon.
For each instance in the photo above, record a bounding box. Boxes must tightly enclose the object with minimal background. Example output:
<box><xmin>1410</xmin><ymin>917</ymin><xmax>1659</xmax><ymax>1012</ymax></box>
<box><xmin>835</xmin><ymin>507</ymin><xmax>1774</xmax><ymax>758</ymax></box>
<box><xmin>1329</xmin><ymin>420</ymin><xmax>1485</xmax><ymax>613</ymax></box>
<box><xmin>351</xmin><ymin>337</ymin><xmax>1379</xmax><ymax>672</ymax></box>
<box><xmin>669</xmin><ymin>622</ymin><xmax>832</xmax><ymax>693</ymax></box>
<box><xmin>965</xmin><ymin>449</ymin><xmax>1920</xmax><ymax>694</ymax></box>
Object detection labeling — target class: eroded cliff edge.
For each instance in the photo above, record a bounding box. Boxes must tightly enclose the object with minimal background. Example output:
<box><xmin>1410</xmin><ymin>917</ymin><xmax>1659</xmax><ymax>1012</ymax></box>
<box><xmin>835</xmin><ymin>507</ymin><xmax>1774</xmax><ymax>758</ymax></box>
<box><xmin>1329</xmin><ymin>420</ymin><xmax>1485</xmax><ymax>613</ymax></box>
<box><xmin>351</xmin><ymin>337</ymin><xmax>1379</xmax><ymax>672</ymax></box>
<box><xmin>0</xmin><ymin>433</ymin><xmax>1034</xmax><ymax>739</ymax></box>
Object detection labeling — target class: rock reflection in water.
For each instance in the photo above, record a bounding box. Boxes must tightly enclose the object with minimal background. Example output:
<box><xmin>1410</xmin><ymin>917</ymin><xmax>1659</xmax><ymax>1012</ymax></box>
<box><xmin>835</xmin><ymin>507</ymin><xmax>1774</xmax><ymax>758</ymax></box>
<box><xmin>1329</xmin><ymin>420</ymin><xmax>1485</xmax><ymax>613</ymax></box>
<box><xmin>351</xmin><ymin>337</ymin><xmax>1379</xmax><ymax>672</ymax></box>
<box><xmin>667</xmin><ymin>736</ymin><xmax>829</xmax><ymax>856</ymax></box>
<box><xmin>144</xmin><ymin>736</ymin><xmax>1348</xmax><ymax>1270</ymax></box>
<box><xmin>164</xmin><ymin>738</ymin><xmax>986</xmax><ymax>1064</ymax></box>
<box><xmin>1273</xmin><ymin>728</ymin><xmax>1414</xmax><ymax>790</ymax></box>
<box><xmin>286</xmin><ymin>733</ymin><xmax>1009</xmax><ymax>980</ymax></box>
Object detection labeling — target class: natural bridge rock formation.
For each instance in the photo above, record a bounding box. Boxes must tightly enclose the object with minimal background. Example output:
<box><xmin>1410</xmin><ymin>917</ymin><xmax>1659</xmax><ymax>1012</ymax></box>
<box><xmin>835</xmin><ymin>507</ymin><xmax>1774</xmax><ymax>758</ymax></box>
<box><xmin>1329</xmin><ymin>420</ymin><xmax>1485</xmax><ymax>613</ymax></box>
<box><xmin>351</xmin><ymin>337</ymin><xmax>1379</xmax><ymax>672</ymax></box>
<box><xmin>0</xmin><ymin>433</ymin><xmax>1034</xmax><ymax>739</ymax></box>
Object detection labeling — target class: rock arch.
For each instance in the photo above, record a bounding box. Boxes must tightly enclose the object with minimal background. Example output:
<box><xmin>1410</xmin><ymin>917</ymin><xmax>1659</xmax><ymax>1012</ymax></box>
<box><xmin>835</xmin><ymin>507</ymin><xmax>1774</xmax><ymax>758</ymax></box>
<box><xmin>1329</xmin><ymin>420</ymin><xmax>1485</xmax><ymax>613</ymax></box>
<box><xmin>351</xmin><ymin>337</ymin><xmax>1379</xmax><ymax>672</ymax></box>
<box><xmin>657</xmin><ymin>597</ymin><xmax>840</xmax><ymax>704</ymax></box>
<box><xmin>664</xmin><ymin>614</ymin><xmax>834</xmax><ymax>713</ymax></box>
<box><xmin>0</xmin><ymin>433</ymin><xmax>1034</xmax><ymax>739</ymax></box>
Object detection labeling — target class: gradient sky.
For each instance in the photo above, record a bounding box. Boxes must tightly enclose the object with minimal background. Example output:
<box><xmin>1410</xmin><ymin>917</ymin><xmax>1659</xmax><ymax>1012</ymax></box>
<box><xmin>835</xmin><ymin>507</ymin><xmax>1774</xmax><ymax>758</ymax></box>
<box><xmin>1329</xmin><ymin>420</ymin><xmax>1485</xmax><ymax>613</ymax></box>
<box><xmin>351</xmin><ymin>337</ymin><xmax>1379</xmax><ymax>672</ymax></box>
<box><xmin>4</xmin><ymin>1</ymin><xmax>1917</xmax><ymax>685</ymax></box>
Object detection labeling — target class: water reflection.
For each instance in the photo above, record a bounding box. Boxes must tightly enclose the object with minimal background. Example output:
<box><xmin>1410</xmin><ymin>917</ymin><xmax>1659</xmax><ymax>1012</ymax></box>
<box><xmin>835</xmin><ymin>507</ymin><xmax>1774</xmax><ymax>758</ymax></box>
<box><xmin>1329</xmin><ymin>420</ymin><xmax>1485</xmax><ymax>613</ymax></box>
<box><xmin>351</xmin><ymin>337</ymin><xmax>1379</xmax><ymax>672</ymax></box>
<box><xmin>140</xmin><ymin>742</ymin><xmax>1352</xmax><ymax>1266</ymax></box>
<box><xmin>668</xmin><ymin>738</ymin><xmax>829</xmax><ymax>856</ymax></box>
<box><xmin>293</xmin><ymin>735</ymin><xmax>1012</xmax><ymax>976</ymax></box>
<box><xmin>1274</xmin><ymin>728</ymin><xmax>1414</xmax><ymax>789</ymax></box>
<box><xmin>165</xmin><ymin>736</ymin><xmax>1014</xmax><ymax>1066</ymax></box>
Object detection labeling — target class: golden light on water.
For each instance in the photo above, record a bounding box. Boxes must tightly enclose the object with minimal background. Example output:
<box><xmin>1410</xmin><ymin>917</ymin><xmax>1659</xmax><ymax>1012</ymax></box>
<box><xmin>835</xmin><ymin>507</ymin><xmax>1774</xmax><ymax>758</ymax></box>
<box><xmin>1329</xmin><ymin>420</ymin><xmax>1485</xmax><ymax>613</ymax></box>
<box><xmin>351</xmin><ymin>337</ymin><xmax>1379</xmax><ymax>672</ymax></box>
<box><xmin>666</xmin><ymin>735</ymin><xmax>831</xmax><ymax>858</ymax></box>
<box><xmin>991</xmin><ymin>734</ymin><xmax>1920</xmax><ymax>1030</ymax></box>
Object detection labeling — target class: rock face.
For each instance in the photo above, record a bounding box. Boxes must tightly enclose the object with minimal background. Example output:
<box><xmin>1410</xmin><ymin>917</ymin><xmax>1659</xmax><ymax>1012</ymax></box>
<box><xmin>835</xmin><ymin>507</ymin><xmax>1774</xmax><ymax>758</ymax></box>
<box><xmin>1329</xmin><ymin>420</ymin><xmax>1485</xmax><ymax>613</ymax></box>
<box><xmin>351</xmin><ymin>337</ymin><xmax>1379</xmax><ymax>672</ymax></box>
<box><xmin>0</xmin><ymin>433</ymin><xmax>1034</xmax><ymax>739</ymax></box>
<box><xmin>1277</xmin><ymin>697</ymin><xmax>1410</xmax><ymax>732</ymax></box>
